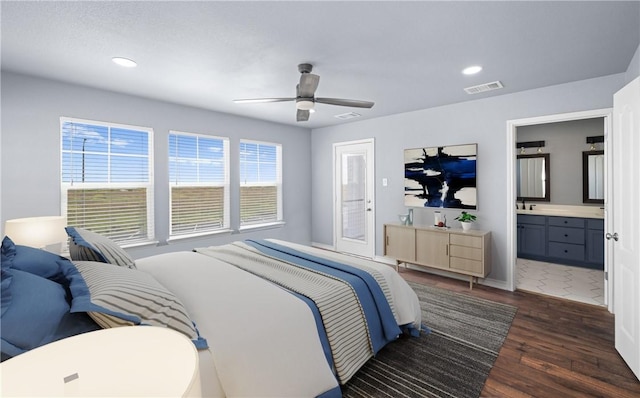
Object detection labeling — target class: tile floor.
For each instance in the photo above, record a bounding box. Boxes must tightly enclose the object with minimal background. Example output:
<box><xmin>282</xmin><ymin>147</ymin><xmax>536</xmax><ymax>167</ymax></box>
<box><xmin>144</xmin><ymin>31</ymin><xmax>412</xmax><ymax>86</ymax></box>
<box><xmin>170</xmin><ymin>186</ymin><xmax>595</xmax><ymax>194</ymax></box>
<box><xmin>516</xmin><ymin>258</ymin><xmax>605</xmax><ymax>306</ymax></box>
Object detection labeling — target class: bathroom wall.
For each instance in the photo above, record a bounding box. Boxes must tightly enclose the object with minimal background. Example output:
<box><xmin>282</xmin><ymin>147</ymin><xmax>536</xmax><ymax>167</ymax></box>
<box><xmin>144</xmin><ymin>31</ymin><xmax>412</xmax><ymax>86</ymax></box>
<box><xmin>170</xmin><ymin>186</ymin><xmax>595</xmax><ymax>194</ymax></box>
<box><xmin>516</xmin><ymin>117</ymin><xmax>604</xmax><ymax>206</ymax></box>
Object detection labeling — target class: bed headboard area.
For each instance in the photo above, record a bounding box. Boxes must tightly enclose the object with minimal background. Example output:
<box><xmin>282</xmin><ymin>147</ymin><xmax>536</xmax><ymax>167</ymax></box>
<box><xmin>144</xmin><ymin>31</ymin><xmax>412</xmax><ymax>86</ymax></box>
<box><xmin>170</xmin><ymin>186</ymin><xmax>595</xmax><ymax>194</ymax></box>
<box><xmin>0</xmin><ymin>233</ymin><xmax>207</xmax><ymax>361</ymax></box>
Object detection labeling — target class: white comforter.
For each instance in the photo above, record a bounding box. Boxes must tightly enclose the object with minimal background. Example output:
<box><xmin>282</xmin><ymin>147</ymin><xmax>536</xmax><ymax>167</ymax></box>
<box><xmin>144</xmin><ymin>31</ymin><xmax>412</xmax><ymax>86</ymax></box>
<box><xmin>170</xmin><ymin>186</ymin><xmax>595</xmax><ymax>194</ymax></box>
<box><xmin>136</xmin><ymin>239</ymin><xmax>421</xmax><ymax>398</ymax></box>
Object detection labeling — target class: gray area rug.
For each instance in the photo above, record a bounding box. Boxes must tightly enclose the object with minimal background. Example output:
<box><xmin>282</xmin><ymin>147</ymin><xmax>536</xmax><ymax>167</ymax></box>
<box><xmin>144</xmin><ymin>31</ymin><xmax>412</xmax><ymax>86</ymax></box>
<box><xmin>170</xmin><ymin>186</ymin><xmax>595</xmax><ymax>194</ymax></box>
<box><xmin>342</xmin><ymin>282</ymin><xmax>517</xmax><ymax>398</ymax></box>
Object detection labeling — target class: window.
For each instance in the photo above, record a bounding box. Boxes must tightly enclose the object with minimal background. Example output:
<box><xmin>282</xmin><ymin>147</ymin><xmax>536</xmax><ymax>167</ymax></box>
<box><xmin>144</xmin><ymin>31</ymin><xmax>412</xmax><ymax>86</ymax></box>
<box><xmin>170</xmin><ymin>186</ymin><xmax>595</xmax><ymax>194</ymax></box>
<box><xmin>61</xmin><ymin>118</ymin><xmax>154</xmax><ymax>245</ymax></box>
<box><xmin>239</xmin><ymin>140</ymin><xmax>282</xmax><ymax>228</ymax></box>
<box><xmin>169</xmin><ymin>131</ymin><xmax>229</xmax><ymax>237</ymax></box>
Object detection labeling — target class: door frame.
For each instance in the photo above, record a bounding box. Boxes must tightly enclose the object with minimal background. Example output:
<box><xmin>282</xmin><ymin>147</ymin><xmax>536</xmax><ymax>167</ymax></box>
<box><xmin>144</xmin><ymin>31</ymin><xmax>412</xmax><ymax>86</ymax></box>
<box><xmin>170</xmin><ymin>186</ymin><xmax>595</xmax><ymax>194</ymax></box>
<box><xmin>506</xmin><ymin>108</ymin><xmax>613</xmax><ymax>312</ymax></box>
<box><xmin>332</xmin><ymin>138</ymin><xmax>375</xmax><ymax>258</ymax></box>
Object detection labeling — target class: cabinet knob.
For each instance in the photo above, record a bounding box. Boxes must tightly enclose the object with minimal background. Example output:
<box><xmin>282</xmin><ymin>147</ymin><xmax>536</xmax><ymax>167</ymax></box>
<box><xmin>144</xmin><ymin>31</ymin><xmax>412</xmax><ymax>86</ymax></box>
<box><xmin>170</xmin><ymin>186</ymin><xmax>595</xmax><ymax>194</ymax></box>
<box><xmin>564</xmin><ymin>249</ymin><xmax>568</xmax><ymax>253</ymax></box>
<box><xmin>564</xmin><ymin>234</ymin><xmax>568</xmax><ymax>237</ymax></box>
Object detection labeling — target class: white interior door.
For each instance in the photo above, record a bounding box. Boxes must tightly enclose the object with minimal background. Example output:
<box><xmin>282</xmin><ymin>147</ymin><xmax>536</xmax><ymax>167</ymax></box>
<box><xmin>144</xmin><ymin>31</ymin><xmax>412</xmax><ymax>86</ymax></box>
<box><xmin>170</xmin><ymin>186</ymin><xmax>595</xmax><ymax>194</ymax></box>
<box><xmin>612</xmin><ymin>76</ymin><xmax>640</xmax><ymax>380</ymax></box>
<box><xmin>334</xmin><ymin>139</ymin><xmax>375</xmax><ymax>258</ymax></box>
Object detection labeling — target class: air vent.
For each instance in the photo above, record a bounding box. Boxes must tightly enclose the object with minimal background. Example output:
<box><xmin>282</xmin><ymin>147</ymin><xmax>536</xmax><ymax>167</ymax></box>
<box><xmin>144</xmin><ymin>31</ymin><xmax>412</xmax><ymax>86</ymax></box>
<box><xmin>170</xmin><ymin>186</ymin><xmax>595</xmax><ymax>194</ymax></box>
<box><xmin>464</xmin><ymin>80</ymin><xmax>504</xmax><ymax>95</ymax></box>
<box><xmin>334</xmin><ymin>112</ymin><xmax>361</xmax><ymax>120</ymax></box>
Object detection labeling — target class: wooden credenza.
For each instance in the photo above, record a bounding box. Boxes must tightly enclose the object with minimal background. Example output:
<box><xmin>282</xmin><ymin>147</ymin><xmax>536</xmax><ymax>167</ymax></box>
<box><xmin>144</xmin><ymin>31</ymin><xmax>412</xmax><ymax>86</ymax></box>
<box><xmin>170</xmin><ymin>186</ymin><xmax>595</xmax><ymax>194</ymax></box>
<box><xmin>384</xmin><ymin>223</ymin><xmax>491</xmax><ymax>289</ymax></box>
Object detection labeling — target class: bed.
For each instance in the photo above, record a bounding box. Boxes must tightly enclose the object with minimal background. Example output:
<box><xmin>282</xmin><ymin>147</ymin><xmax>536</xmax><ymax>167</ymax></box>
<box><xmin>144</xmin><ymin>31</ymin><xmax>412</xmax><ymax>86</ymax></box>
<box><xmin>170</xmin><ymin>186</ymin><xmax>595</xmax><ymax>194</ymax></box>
<box><xmin>1</xmin><ymin>231</ymin><xmax>422</xmax><ymax>398</ymax></box>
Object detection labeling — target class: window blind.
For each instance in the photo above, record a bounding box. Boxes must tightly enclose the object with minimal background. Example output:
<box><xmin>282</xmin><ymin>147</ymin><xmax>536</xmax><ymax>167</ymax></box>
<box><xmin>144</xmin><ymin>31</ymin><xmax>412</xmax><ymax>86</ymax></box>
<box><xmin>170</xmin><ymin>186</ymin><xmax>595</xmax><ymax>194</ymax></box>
<box><xmin>239</xmin><ymin>140</ymin><xmax>282</xmax><ymax>227</ymax></box>
<box><xmin>169</xmin><ymin>132</ymin><xmax>229</xmax><ymax>237</ymax></box>
<box><xmin>61</xmin><ymin>118</ymin><xmax>154</xmax><ymax>245</ymax></box>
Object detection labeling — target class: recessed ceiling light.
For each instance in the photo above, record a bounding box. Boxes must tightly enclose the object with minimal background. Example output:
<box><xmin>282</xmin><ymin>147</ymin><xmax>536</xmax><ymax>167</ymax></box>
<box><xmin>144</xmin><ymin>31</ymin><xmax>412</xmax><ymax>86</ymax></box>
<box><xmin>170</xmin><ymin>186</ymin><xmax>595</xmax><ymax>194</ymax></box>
<box><xmin>112</xmin><ymin>57</ymin><xmax>137</xmax><ymax>68</ymax></box>
<box><xmin>462</xmin><ymin>65</ymin><xmax>482</xmax><ymax>75</ymax></box>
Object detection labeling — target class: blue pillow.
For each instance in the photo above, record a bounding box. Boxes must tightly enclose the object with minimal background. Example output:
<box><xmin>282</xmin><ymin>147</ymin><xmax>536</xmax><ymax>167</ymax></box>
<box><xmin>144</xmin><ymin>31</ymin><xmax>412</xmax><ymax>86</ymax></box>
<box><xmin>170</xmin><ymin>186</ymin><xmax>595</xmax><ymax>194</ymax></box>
<box><xmin>65</xmin><ymin>227</ymin><xmax>136</xmax><ymax>269</ymax></box>
<box><xmin>1</xmin><ymin>268</ymin><xmax>12</xmax><ymax>317</ymax></box>
<box><xmin>1</xmin><ymin>236</ymin><xmax>71</xmax><ymax>285</ymax></box>
<box><xmin>0</xmin><ymin>268</ymin><xmax>100</xmax><ymax>358</ymax></box>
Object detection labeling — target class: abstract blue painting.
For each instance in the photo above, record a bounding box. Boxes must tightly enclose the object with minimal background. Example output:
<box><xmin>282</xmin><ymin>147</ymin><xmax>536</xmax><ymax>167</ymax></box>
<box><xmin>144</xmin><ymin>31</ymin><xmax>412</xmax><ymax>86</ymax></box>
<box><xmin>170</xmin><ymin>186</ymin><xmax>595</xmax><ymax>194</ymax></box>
<box><xmin>404</xmin><ymin>144</ymin><xmax>477</xmax><ymax>209</ymax></box>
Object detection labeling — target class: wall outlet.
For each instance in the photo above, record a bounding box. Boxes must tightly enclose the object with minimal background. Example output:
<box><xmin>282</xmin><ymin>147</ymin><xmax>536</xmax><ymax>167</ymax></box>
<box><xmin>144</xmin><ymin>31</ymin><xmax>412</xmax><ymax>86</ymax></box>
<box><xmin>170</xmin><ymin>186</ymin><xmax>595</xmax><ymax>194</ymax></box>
<box><xmin>382</xmin><ymin>178</ymin><xmax>388</xmax><ymax>187</ymax></box>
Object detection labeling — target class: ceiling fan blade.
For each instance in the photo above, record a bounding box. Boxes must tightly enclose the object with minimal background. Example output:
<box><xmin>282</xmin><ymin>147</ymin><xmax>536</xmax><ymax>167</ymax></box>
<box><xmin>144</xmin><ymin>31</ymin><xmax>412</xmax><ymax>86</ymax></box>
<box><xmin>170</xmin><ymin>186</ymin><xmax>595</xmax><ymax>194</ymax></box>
<box><xmin>296</xmin><ymin>109</ymin><xmax>310</xmax><ymax>122</ymax></box>
<box><xmin>233</xmin><ymin>98</ymin><xmax>295</xmax><ymax>104</ymax></box>
<box><xmin>298</xmin><ymin>73</ymin><xmax>320</xmax><ymax>98</ymax></box>
<box><xmin>315</xmin><ymin>98</ymin><xmax>374</xmax><ymax>108</ymax></box>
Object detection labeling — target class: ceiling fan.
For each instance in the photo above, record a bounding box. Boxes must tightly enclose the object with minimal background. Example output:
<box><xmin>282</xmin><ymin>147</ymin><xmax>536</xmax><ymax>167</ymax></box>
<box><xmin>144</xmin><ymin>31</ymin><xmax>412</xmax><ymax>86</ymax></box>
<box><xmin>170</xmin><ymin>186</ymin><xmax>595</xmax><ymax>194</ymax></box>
<box><xmin>233</xmin><ymin>63</ymin><xmax>374</xmax><ymax>122</ymax></box>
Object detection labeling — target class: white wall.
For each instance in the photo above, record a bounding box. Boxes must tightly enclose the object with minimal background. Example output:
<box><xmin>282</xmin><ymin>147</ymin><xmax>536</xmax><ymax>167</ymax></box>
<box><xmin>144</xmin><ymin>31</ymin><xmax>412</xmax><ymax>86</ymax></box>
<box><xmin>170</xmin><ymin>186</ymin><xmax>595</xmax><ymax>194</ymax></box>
<box><xmin>0</xmin><ymin>72</ymin><xmax>313</xmax><ymax>258</ymax></box>
<box><xmin>311</xmin><ymin>73</ymin><xmax>627</xmax><ymax>286</ymax></box>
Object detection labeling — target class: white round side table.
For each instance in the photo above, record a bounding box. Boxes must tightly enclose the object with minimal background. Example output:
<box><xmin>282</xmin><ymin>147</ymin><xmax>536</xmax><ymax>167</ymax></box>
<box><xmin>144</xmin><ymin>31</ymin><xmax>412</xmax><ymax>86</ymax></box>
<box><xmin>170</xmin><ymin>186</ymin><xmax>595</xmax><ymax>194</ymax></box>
<box><xmin>1</xmin><ymin>326</ymin><xmax>201</xmax><ymax>397</ymax></box>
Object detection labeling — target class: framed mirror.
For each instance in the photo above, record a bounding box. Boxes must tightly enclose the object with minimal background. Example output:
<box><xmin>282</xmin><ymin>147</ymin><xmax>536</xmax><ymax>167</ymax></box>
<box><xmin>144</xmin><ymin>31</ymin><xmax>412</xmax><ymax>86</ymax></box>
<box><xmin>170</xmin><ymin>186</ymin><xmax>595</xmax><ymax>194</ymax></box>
<box><xmin>583</xmin><ymin>150</ymin><xmax>604</xmax><ymax>204</ymax></box>
<box><xmin>516</xmin><ymin>153</ymin><xmax>550</xmax><ymax>202</ymax></box>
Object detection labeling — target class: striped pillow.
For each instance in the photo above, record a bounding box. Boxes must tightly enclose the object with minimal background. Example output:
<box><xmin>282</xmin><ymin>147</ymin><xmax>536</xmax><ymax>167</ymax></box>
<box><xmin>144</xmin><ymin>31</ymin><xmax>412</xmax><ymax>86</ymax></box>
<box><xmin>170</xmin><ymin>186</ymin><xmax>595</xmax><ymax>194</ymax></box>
<box><xmin>66</xmin><ymin>260</ymin><xmax>207</xmax><ymax>349</ymax></box>
<box><xmin>66</xmin><ymin>227</ymin><xmax>136</xmax><ymax>269</ymax></box>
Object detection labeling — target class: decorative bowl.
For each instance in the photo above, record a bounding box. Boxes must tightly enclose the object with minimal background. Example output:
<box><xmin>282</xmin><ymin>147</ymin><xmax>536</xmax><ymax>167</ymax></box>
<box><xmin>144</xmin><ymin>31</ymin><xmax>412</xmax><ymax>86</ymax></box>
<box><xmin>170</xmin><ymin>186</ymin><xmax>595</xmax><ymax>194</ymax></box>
<box><xmin>398</xmin><ymin>214</ymin><xmax>409</xmax><ymax>225</ymax></box>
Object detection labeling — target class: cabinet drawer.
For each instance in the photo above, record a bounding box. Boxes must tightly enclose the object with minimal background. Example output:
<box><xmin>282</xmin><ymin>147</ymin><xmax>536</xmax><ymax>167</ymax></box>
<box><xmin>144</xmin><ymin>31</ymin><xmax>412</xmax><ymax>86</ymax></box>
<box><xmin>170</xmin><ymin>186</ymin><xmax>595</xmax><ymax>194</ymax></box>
<box><xmin>548</xmin><ymin>226</ymin><xmax>585</xmax><ymax>244</ymax></box>
<box><xmin>517</xmin><ymin>214</ymin><xmax>546</xmax><ymax>225</ymax></box>
<box><xmin>450</xmin><ymin>245</ymin><xmax>482</xmax><ymax>261</ymax></box>
<box><xmin>548</xmin><ymin>216</ymin><xmax>585</xmax><ymax>228</ymax></box>
<box><xmin>587</xmin><ymin>219</ymin><xmax>604</xmax><ymax>230</ymax></box>
<box><xmin>449</xmin><ymin>233</ymin><xmax>482</xmax><ymax>249</ymax></box>
<box><xmin>450</xmin><ymin>256</ymin><xmax>483</xmax><ymax>274</ymax></box>
<box><xmin>548</xmin><ymin>242</ymin><xmax>585</xmax><ymax>261</ymax></box>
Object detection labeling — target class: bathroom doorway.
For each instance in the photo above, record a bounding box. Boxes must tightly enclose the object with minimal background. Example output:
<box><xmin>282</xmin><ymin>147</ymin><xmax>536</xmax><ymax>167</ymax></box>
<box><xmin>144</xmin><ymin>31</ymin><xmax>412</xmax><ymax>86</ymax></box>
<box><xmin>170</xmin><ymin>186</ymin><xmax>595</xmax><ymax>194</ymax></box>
<box><xmin>506</xmin><ymin>109</ymin><xmax>613</xmax><ymax>309</ymax></box>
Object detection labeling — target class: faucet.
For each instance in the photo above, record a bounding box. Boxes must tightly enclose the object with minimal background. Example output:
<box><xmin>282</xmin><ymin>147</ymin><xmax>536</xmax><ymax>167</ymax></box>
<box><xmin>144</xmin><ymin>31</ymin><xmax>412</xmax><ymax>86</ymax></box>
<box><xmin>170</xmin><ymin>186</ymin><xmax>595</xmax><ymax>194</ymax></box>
<box><xmin>530</xmin><ymin>204</ymin><xmax>536</xmax><ymax>211</ymax></box>
<box><xmin>521</xmin><ymin>199</ymin><xmax>526</xmax><ymax>210</ymax></box>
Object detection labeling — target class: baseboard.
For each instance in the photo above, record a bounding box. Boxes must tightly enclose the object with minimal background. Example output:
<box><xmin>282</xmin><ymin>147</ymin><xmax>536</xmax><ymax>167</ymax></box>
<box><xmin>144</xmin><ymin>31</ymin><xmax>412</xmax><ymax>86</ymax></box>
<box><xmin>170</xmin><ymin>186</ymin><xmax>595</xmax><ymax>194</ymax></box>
<box><xmin>311</xmin><ymin>242</ymin><xmax>335</xmax><ymax>251</ymax></box>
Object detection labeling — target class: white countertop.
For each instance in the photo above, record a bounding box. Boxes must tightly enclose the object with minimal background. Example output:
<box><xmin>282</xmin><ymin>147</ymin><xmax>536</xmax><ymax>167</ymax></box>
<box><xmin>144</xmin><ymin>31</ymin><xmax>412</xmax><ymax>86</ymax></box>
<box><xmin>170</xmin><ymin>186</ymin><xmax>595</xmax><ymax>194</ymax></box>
<box><xmin>516</xmin><ymin>204</ymin><xmax>604</xmax><ymax>219</ymax></box>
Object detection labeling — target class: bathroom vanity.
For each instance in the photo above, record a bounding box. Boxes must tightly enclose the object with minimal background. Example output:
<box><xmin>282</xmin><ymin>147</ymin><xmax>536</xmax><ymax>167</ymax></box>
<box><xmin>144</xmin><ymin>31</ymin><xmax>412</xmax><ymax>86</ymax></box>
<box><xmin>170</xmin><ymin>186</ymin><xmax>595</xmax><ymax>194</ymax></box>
<box><xmin>517</xmin><ymin>205</ymin><xmax>604</xmax><ymax>270</ymax></box>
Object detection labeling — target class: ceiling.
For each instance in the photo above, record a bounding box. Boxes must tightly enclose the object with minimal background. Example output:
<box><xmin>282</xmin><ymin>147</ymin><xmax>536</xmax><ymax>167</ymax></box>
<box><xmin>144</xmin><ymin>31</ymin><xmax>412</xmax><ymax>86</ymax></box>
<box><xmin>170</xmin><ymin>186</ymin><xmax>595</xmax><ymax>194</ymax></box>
<box><xmin>2</xmin><ymin>1</ymin><xmax>639</xmax><ymax>129</ymax></box>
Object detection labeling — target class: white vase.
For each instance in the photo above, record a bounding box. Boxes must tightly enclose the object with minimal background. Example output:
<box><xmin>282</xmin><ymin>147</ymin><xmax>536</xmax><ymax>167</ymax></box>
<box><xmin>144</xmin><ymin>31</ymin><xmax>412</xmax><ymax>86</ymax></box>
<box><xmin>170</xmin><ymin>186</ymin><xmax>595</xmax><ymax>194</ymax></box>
<box><xmin>460</xmin><ymin>221</ymin><xmax>472</xmax><ymax>231</ymax></box>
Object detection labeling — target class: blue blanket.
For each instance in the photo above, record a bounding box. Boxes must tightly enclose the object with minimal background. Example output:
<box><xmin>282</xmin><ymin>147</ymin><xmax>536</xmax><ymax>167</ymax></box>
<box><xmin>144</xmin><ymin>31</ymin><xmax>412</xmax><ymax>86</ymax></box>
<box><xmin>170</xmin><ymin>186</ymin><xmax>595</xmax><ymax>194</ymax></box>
<box><xmin>245</xmin><ymin>240</ymin><xmax>401</xmax><ymax>354</ymax></box>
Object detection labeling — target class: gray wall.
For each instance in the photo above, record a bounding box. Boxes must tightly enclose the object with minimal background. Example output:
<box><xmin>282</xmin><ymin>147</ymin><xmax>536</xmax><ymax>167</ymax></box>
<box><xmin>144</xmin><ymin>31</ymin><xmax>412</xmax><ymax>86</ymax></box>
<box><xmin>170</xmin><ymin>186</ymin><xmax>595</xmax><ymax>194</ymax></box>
<box><xmin>517</xmin><ymin>118</ymin><xmax>604</xmax><ymax>206</ymax></box>
<box><xmin>311</xmin><ymin>73</ymin><xmax>627</xmax><ymax>286</ymax></box>
<box><xmin>1</xmin><ymin>71</ymin><xmax>313</xmax><ymax>258</ymax></box>
<box><xmin>626</xmin><ymin>43</ymin><xmax>640</xmax><ymax>84</ymax></box>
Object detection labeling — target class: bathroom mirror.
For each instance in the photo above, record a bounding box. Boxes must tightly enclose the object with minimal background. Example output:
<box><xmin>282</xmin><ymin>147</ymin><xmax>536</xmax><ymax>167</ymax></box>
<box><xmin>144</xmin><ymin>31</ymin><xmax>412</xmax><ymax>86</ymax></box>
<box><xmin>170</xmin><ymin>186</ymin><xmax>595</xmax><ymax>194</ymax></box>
<box><xmin>516</xmin><ymin>153</ymin><xmax>550</xmax><ymax>202</ymax></box>
<box><xmin>583</xmin><ymin>150</ymin><xmax>604</xmax><ymax>204</ymax></box>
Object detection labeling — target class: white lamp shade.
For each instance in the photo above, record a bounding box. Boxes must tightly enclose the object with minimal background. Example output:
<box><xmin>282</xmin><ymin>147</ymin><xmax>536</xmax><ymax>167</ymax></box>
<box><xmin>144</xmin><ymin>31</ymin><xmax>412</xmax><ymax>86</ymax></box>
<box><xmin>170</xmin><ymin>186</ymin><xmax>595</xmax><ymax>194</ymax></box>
<box><xmin>4</xmin><ymin>216</ymin><xmax>68</xmax><ymax>248</ymax></box>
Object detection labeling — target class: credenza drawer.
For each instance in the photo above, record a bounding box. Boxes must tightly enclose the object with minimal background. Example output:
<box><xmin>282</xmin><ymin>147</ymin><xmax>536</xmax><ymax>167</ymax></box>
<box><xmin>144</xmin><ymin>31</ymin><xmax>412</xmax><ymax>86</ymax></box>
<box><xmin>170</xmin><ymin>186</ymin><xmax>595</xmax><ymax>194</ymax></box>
<box><xmin>548</xmin><ymin>226</ymin><xmax>585</xmax><ymax>244</ymax></box>
<box><xmin>449</xmin><ymin>245</ymin><xmax>482</xmax><ymax>261</ymax></box>
<box><xmin>450</xmin><ymin>256</ymin><xmax>483</xmax><ymax>274</ymax></box>
<box><xmin>449</xmin><ymin>233</ymin><xmax>482</xmax><ymax>249</ymax></box>
<box><xmin>548</xmin><ymin>242</ymin><xmax>585</xmax><ymax>261</ymax></box>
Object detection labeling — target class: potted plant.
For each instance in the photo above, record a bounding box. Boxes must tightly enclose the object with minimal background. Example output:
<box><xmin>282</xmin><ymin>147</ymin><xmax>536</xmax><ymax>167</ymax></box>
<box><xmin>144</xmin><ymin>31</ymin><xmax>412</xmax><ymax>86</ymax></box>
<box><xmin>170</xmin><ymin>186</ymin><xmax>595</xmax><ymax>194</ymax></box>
<box><xmin>454</xmin><ymin>211</ymin><xmax>476</xmax><ymax>231</ymax></box>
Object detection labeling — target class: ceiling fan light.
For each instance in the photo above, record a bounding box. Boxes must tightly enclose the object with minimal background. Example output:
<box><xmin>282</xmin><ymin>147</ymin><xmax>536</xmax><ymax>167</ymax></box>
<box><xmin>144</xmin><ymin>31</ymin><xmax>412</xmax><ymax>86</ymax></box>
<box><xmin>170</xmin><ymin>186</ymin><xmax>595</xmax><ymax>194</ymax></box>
<box><xmin>296</xmin><ymin>99</ymin><xmax>314</xmax><ymax>110</ymax></box>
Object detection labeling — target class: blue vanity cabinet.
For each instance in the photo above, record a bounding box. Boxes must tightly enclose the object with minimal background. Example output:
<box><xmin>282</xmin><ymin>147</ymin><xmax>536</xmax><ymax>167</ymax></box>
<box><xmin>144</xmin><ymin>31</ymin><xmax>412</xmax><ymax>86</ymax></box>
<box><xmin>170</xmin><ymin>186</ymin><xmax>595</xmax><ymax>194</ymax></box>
<box><xmin>585</xmin><ymin>219</ymin><xmax>605</xmax><ymax>269</ymax></box>
<box><xmin>547</xmin><ymin>217</ymin><xmax>586</xmax><ymax>263</ymax></box>
<box><xmin>517</xmin><ymin>214</ymin><xmax>547</xmax><ymax>260</ymax></box>
<box><xmin>516</xmin><ymin>214</ymin><xmax>604</xmax><ymax>270</ymax></box>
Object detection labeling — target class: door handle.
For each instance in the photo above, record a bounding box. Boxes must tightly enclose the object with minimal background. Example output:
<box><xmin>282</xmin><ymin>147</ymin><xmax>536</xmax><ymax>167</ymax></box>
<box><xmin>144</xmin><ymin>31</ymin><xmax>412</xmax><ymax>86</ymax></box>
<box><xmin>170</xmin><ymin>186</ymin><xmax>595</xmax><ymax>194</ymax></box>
<box><xmin>605</xmin><ymin>232</ymin><xmax>619</xmax><ymax>241</ymax></box>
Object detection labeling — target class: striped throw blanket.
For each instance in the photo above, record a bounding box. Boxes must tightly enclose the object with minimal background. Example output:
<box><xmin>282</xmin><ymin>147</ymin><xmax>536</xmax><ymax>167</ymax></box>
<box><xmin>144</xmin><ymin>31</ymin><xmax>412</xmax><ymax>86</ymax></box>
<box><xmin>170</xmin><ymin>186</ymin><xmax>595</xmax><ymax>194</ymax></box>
<box><xmin>195</xmin><ymin>241</ymin><xmax>398</xmax><ymax>384</ymax></box>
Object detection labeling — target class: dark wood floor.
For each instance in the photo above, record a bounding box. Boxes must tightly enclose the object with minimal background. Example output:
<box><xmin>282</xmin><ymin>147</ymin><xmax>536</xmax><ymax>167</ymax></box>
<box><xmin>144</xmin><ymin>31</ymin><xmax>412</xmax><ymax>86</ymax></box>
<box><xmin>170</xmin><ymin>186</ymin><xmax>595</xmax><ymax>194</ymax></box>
<box><xmin>399</xmin><ymin>268</ymin><xmax>640</xmax><ymax>398</ymax></box>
